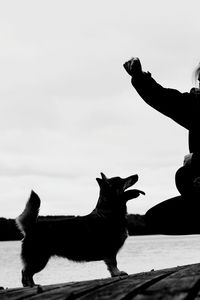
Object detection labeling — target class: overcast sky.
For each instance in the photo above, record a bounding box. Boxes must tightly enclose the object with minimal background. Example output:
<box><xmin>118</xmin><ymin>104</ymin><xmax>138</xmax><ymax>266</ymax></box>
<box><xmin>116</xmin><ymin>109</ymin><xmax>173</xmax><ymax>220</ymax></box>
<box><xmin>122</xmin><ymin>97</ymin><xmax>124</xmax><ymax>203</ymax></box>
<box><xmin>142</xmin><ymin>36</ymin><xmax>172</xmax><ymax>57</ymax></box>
<box><xmin>1</xmin><ymin>0</ymin><xmax>200</xmax><ymax>217</ymax></box>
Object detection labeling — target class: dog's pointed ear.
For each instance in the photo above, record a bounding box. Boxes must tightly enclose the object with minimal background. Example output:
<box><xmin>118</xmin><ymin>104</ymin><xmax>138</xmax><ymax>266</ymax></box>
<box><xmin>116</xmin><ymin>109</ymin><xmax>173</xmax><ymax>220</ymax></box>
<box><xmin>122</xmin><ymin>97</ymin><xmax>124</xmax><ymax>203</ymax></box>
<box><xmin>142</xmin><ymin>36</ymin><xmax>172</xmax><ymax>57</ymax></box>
<box><xmin>100</xmin><ymin>172</ymin><xmax>111</xmax><ymax>187</ymax></box>
<box><xmin>96</xmin><ymin>178</ymin><xmax>102</xmax><ymax>186</ymax></box>
<box><xmin>101</xmin><ymin>172</ymin><xmax>108</xmax><ymax>181</ymax></box>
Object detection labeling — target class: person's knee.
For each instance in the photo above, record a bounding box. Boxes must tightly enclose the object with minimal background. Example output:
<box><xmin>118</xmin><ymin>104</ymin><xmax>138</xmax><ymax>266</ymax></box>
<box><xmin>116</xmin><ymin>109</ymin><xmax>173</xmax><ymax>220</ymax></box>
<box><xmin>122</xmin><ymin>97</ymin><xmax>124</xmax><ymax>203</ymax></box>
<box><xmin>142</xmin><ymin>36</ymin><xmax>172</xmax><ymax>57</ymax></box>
<box><xmin>175</xmin><ymin>166</ymin><xmax>193</xmax><ymax>195</ymax></box>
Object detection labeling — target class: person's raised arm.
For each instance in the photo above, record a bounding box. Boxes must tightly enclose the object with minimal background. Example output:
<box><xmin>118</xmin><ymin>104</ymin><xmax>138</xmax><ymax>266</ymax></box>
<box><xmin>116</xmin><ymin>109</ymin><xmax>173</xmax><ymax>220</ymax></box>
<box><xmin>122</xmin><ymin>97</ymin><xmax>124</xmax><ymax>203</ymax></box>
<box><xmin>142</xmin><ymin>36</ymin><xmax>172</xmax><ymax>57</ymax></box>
<box><xmin>123</xmin><ymin>57</ymin><xmax>195</xmax><ymax>130</ymax></box>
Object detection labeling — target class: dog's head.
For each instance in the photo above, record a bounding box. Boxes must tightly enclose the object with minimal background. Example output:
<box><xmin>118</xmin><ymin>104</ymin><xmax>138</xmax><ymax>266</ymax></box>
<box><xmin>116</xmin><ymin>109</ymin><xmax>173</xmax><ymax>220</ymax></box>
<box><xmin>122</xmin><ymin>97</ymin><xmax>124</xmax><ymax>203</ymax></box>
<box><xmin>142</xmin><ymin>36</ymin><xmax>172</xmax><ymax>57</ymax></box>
<box><xmin>95</xmin><ymin>172</ymin><xmax>145</xmax><ymax>214</ymax></box>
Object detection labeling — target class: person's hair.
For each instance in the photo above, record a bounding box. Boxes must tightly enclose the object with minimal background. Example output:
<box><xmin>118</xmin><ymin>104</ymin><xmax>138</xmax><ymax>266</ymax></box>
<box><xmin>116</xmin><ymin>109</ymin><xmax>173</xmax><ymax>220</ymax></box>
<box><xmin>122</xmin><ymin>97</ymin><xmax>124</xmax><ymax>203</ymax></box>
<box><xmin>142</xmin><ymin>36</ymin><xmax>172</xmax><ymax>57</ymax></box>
<box><xmin>193</xmin><ymin>62</ymin><xmax>200</xmax><ymax>87</ymax></box>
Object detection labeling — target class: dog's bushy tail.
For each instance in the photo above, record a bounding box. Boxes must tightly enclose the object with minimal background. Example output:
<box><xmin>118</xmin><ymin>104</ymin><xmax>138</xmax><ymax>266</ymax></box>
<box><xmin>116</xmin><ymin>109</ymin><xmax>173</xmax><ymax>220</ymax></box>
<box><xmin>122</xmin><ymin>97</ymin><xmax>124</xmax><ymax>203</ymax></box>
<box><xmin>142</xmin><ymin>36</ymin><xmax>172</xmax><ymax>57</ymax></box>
<box><xmin>16</xmin><ymin>190</ymin><xmax>40</xmax><ymax>235</ymax></box>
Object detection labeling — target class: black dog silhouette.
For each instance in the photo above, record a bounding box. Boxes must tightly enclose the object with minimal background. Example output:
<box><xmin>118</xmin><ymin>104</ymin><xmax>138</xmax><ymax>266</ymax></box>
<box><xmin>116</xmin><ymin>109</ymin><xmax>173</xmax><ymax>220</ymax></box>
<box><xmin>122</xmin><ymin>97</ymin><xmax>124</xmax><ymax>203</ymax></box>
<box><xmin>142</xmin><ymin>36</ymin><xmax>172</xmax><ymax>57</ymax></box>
<box><xmin>16</xmin><ymin>172</ymin><xmax>145</xmax><ymax>287</ymax></box>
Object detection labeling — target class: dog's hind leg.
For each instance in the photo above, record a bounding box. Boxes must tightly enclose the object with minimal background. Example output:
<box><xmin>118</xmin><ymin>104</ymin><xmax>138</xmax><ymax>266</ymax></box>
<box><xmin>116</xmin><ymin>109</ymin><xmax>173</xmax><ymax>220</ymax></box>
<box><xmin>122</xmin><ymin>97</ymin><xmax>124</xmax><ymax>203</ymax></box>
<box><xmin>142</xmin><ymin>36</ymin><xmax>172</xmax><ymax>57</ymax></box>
<box><xmin>104</xmin><ymin>257</ymin><xmax>128</xmax><ymax>277</ymax></box>
<box><xmin>21</xmin><ymin>248</ymin><xmax>50</xmax><ymax>287</ymax></box>
<box><xmin>21</xmin><ymin>255</ymin><xmax>50</xmax><ymax>287</ymax></box>
<box><xmin>21</xmin><ymin>255</ymin><xmax>49</xmax><ymax>287</ymax></box>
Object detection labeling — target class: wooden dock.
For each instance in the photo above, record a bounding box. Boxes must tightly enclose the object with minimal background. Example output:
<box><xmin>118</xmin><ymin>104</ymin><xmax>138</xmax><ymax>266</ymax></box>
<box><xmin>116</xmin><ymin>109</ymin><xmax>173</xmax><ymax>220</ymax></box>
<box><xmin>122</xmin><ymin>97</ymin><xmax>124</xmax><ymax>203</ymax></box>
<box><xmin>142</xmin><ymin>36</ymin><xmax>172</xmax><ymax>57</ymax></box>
<box><xmin>2</xmin><ymin>263</ymin><xmax>200</xmax><ymax>299</ymax></box>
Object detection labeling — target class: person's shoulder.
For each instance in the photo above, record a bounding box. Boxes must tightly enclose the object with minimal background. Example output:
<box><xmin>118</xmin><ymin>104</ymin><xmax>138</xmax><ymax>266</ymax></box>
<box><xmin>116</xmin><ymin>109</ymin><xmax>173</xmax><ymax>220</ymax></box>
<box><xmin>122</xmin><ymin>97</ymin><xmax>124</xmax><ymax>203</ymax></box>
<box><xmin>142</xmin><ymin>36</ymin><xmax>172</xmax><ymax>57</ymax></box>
<box><xmin>177</xmin><ymin>88</ymin><xmax>200</xmax><ymax>98</ymax></box>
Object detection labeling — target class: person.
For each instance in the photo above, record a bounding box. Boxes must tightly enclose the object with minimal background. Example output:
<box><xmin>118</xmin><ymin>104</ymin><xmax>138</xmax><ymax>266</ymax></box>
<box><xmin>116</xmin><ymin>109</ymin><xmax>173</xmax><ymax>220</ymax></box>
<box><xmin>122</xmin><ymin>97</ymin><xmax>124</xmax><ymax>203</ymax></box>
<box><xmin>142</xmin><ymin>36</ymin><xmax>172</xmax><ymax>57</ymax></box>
<box><xmin>123</xmin><ymin>58</ymin><xmax>200</xmax><ymax>198</ymax></box>
<box><xmin>123</xmin><ymin>58</ymin><xmax>200</xmax><ymax>233</ymax></box>
<box><xmin>123</xmin><ymin>58</ymin><xmax>200</xmax><ymax>153</ymax></box>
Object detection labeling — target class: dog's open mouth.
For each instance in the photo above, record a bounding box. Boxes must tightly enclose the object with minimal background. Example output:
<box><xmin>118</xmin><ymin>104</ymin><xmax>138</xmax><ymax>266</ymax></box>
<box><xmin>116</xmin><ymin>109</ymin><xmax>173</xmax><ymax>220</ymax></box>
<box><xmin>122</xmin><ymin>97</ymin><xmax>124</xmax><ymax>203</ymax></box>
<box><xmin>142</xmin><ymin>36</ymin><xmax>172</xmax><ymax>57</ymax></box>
<box><xmin>123</xmin><ymin>174</ymin><xmax>145</xmax><ymax>201</ymax></box>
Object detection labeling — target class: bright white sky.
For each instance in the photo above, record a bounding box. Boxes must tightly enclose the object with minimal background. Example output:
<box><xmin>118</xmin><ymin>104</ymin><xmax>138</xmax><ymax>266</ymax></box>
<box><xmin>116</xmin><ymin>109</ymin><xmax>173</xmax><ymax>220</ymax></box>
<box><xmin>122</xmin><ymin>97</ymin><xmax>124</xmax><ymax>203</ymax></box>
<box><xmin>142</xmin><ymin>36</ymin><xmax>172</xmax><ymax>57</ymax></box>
<box><xmin>1</xmin><ymin>0</ymin><xmax>200</xmax><ymax>217</ymax></box>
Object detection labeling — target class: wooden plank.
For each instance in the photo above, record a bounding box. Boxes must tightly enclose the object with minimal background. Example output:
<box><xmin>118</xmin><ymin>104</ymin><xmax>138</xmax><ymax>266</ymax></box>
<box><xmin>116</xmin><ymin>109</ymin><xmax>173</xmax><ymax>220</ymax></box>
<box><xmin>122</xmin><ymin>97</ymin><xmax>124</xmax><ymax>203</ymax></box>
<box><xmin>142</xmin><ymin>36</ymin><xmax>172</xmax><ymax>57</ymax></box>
<box><xmin>76</xmin><ymin>271</ymin><xmax>175</xmax><ymax>300</ymax></box>
<box><xmin>20</xmin><ymin>277</ymin><xmax>122</xmax><ymax>300</ymax></box>
<box><xmin>1</xmin><ymin>264</ymin><xmax>199</xmax><ymax>300</ymax></box>
<box><xmin>132</xmin><ymin>264</ymin><xmax>200</xmax><ymax>300</ymax></box>
<box><xmin>13</xmin><ymin>266</ymin><xmax>180</xmax><ymax>300</ymax></box>
<box><xmin>2</xmin><ymin>282</ymin><xmax>78</xmax><ymax>300</ymax></box>
<box><xmin>3</xmin><ymin>277</ymin><xmax>121</xmax><ymax>300</ymax></box>
<box><xmin>75</xmin><ymin>265</ymin><xmax>191</xmax><ymax>300</ymax></box>
<box><xmin>3</xmin><ymin>277</ymin><xmax>116</xmax><ymax>299</ymax></box>
<box><xmin>65</xmin><ymin>266</ymin><xmax>190</xmax><ymax>300</ymax></box>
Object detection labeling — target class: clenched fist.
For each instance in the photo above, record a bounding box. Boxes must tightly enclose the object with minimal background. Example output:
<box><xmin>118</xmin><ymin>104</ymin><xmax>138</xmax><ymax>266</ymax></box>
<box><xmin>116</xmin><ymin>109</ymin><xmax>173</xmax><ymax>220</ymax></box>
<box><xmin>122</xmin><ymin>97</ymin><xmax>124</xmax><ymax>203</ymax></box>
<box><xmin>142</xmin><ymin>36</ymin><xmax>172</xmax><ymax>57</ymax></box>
<box><xmin>123</xmin><ymin>57</ymin><xmax>142</xmax><ymax>77</ymax></box>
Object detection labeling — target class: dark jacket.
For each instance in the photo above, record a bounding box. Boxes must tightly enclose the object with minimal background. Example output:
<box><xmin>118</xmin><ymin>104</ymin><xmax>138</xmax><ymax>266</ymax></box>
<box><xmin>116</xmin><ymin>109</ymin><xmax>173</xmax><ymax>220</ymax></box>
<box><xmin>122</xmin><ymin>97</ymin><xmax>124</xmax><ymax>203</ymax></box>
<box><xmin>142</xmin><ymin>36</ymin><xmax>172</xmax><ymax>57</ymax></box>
<box><xmin>131</xmin><ymin>72</ymin><xmax>200</xmax><ymax>154</ymax></box>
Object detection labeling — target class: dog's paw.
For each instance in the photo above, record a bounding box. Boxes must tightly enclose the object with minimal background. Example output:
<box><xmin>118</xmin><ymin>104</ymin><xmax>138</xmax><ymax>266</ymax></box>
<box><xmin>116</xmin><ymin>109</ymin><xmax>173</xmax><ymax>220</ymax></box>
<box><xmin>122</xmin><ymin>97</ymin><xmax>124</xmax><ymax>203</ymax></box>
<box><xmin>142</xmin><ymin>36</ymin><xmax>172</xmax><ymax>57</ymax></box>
<box><xmin>112</xmin><ymin>270</ymin><xmax>128</xmax><ymax>277</ymax></box>
<box><xmin>119</xmin><ymin>270</ymin><xmax>128</xmax><ymax>277</ymax></box>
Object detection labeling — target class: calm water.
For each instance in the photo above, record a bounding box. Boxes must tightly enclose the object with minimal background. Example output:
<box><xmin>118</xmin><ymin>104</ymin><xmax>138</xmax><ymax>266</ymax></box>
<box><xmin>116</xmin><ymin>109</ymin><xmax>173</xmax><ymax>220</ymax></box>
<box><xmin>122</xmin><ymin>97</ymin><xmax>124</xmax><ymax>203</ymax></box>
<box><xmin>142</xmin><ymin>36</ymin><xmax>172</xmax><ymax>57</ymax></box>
<box><xmin>1</xmin><ymin>235</ymin><xmax>200</xmax><ymax>288</ymax></box>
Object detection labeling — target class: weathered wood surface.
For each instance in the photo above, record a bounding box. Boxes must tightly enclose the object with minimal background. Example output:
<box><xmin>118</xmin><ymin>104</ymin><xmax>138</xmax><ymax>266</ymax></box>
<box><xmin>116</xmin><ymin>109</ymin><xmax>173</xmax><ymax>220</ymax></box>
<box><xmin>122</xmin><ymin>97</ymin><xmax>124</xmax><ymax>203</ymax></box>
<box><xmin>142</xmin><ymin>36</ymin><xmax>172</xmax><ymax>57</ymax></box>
<box><xmin>2</xmin><ymin>263</ymin><xmax>200</xmax><ymax>299</ymax></box>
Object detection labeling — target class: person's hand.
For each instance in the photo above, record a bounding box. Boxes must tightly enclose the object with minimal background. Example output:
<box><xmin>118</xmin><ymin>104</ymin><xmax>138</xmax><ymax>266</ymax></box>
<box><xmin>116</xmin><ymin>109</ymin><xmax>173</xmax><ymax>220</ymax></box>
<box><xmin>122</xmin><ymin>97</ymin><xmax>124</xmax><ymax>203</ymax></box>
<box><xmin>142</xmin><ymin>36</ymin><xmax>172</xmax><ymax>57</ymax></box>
<box><xmin>123</xmin><ymin>57</ymin><xmax>142</xmax><ymax>77</ymax></box>
<box><xmin>193</xmin><ymin>177</ymin><xmax>200</xmax><ymax>190</ymax></box>
<box><xmin>183</xmin><ymin>153</ymin><xmax>193</xmax><ymax>166</ymax></box>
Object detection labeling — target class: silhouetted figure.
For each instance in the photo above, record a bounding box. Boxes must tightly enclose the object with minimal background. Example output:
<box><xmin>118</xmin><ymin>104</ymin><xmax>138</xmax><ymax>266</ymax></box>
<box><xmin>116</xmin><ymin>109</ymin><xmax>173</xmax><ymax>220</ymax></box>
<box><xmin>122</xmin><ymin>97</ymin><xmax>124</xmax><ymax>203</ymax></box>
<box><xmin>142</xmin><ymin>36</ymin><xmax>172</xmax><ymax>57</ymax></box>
<box><xmin>16</xmin><ymin>174</ymin><xmax>145</xmax><ymax>287</ymax></box>
<box><xmin>124</xmin><ymin>58</ymin><xmax>200</xmax><ymax>234</ymax></box>
<box><xmin>124</xmin><ymin>58</ymin><xmax>200</xmax><ymax>153</ymax></box>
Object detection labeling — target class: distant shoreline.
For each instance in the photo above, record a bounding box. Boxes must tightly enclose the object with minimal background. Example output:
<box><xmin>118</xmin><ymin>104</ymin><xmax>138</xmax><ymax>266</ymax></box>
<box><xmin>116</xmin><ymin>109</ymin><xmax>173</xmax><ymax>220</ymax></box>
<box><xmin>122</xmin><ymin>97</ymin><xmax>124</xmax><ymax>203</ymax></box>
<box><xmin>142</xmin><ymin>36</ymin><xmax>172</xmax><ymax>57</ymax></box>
<box><xmin>0</xmin><ymin>214</ymin><xmax>149</xmax><ymax>241</ymax></box>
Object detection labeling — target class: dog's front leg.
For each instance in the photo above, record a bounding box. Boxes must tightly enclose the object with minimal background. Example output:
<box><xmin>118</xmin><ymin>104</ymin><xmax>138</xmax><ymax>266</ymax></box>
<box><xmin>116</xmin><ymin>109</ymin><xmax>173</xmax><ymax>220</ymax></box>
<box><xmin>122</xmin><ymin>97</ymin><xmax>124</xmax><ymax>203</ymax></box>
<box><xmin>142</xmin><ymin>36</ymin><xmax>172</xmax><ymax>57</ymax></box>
<box><xmin>22</xmin><ymin>269</ymin><xmax>35</xmax><ymax>287</ymax></box>
<box><xmin>104</xmin><ymin>257</ymin><xmax>128</xmax><ymax>277</ymax></box>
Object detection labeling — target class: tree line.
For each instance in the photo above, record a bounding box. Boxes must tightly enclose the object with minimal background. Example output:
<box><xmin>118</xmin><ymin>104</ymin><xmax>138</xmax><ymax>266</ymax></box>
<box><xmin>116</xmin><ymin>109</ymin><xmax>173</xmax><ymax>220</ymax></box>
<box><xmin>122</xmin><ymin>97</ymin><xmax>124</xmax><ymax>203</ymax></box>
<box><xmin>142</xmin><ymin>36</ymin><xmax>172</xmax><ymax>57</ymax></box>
<box><xmin>0</xmin><ymin>214</ymin><xmax>150</xmax><ymax>241</ymax></box>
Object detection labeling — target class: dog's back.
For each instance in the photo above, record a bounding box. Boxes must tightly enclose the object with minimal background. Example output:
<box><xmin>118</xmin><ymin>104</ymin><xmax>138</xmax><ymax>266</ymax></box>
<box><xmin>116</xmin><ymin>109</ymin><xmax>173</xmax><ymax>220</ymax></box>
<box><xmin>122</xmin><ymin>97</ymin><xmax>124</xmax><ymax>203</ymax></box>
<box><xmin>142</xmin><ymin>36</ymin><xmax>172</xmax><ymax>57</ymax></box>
<box><xmin>17</xmin><ymin>204</ymin><xmax>127</xmax><ymax>262</ymax></box>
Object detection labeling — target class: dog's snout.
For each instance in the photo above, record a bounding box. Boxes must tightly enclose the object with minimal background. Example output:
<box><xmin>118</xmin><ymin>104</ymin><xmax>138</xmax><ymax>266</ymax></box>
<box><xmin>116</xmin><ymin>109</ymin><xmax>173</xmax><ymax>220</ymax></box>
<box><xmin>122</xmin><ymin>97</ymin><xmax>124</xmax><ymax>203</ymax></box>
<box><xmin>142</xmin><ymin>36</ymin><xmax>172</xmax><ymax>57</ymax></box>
<box><xmin>123</xmin><ymin>174</ymin><xmax>138</xmax><ymax>190</ymax></box>
<box><xmin>131</xmin><ymin>174</ymin><xmax>138</xmax><ymax>184</ymax></box>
